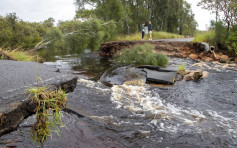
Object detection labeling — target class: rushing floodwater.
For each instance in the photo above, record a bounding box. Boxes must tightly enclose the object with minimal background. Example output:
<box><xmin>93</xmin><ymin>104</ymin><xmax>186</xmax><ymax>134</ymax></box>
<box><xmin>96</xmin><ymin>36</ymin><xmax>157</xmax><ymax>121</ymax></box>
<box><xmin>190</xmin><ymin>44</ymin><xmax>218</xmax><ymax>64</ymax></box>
<box><xmin>0</xmin><ymin>49</ymin><xmax>237</xmax><ymax>148</ymax></box>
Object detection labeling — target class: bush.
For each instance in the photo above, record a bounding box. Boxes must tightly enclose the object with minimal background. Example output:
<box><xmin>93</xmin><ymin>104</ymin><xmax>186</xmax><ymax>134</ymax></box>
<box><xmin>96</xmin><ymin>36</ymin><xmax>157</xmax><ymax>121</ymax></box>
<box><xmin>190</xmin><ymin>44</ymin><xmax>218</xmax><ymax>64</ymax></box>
<box><xmin>114</xmin><ymin>44</ymin><xmax>169</xmax><ymax>66</ymax></box>
<box><xmin>227</xmin><ymin>26</ymin><xmax>237</xmax><ymax>55</ymax></box>
<box><xmin>193</xmin><ymin>31</ymin><xmax>215</xmax><ymax>45</ymax></box>
<box><xmin>193</xmin><ymin>22</ymin><xmax>227</xmax><ymax>49</ymax></box>
<box><xmin>214</xmin><ymin>21</ymin><xmax>226</xmax><ymax>48</ymax></box>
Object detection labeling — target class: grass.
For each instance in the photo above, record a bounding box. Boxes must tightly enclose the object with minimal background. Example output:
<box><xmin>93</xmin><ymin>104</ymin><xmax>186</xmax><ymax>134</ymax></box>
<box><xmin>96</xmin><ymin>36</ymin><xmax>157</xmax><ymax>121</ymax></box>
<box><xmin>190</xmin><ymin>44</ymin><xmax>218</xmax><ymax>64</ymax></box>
<box><xmin>178</xmin><ymin>63</ymin><xmax>186</xmax><ymax>74</ymax></box>
<box><xmin>114</xmin><ymin>44</ymin><xmax>169</xmax><ymax>67</ymax></box>
<box><xmin>0</xmin><ymin>48</ymin><xmax>38</xmax><ymax>62</ymax></box>
<box><xmin>28</xmin><ymin>87</ymin><xmax>67</xmax><ymax>145</ymax></box>
<box><xmin>115</xmin><ymin>31</ymin><xmax>184</xmax><ymax>41</ymax></box>
<box><xmin>193</xmin><ymin>31</ymin><xmax>215</xmax><ymax>44</ymax></box>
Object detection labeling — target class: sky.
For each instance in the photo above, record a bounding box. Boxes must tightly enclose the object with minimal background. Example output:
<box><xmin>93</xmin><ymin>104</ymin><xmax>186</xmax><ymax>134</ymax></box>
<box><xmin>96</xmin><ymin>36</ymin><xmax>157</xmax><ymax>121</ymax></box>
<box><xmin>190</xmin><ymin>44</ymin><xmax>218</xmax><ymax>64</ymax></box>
<box><xmin>0</xmin><ymin>0</ymin><xmax>215</xmax><ymax>31</ymax></box>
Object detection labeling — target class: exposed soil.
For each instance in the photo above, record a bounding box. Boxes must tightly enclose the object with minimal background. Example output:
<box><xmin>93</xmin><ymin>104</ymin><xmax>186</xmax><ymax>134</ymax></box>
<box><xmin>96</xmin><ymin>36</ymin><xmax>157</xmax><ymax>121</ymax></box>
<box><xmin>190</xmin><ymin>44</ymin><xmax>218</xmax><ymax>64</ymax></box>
<box><xmin>99</xmin><ymin>40</ymin><xmax>236</xmax><ymax>63</ymax></box>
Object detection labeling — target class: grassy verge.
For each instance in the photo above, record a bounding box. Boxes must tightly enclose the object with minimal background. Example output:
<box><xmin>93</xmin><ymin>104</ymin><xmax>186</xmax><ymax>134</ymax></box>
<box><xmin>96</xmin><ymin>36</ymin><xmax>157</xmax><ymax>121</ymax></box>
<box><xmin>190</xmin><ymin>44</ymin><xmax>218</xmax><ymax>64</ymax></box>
<box><xmin>114</xmin><ymin>44</ymin><xmax>169</xmax><ymax>67</ymax></box>
<box><xmin>193</xmin><ymin>31</ymin><xmax>215</xmax><ymax>44</ymax></box>
<box><xmin>115</xmin><ymin>31</ymin><xmax>184</xmax><ymax>41</ymax></box>
<box><xmin>0</xmin><ymin>48</ymin><xmax>38</xmax><ymax>62</ymax></box>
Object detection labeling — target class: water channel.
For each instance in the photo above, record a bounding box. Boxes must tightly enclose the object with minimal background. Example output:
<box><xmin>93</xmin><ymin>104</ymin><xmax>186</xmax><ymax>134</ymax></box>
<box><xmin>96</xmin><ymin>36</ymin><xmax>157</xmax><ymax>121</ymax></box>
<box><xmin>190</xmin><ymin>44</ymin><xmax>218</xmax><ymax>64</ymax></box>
<box><xmin>0</xmin><ymin>47</ymin><xmax>237</xmax><ymax>148</ymax></box>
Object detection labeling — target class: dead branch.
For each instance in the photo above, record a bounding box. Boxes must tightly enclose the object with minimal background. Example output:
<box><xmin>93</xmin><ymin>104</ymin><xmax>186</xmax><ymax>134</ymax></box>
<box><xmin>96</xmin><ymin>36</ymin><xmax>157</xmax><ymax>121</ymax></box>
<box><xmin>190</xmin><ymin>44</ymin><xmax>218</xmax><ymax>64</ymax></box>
<box><xmin>0</xmin><ymin>50</ymin><xmax>17</xmax><ymax>61</ymax></box>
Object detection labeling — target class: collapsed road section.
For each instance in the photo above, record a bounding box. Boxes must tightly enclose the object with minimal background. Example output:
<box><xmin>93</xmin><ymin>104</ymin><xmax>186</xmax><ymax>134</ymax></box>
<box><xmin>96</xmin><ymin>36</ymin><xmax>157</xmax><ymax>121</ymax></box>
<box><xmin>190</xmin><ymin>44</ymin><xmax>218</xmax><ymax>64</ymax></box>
<box><xmin>0</xmin><ymin>60</ymin><xmax>78</xmax><ymax>136</ymax></box>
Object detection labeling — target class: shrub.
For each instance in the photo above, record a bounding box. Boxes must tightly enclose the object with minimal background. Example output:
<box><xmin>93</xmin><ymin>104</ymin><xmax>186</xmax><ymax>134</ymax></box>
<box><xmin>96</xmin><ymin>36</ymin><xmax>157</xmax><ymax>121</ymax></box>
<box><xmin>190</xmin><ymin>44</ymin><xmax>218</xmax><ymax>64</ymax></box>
<box><xmin>214</xmin><ymin>21</ymin><xmax>227</xmax><ymax>48</ymax></box>
<box><xmin>114</xmin><ymin>44</ymin><xmax>169</xmax><ymax>66</ymax></box>
<box><xmin>193</xmin><ymin>31</ymin><xmax>215</xmax><ymax>45</ymax></box>
<box><xmin>193</xmin><ymin>22</ymin><xmax>227</xmax><ymax>49</ymax></box>
<box><xmin>227</xmin><ymin>26</ymin><xmax>237</xmax><ymax>55</ymax></box>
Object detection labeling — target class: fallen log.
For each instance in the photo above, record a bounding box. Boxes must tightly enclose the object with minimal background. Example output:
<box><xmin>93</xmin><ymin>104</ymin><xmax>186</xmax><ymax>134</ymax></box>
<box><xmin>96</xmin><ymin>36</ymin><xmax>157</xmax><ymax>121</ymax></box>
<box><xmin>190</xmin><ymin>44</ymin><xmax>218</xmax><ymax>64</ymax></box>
<box><xmin>0</xmin><ymin>50</ymin><xmax>17</xmax><ymax>61</ymax></box>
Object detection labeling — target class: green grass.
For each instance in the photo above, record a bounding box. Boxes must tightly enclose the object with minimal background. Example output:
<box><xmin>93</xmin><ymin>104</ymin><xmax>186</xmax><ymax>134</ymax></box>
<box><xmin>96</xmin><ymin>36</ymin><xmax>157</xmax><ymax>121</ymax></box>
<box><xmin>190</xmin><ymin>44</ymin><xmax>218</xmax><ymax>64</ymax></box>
<box><xmin>178</xmin><ymin>63</ymin><xmax>186</xmax><ymax>74</ymax></box>
<box><xmin>1</xmin><ymin>48</ymin><xmax>38</xmax><ymax>62</ymax></box>
<box><xmin>193</xmin><ymin>31</ymin><xmax>215</xmax><ymax>44</ymax></box>
<box><xmin>114</xmin><ymin>44</ymin><xmax>169</xmax><ymax>67</ymax></box>
<box><xmin>115</xmin><ymin>31</ymin><xmax>184</xmax><ymax>41</ymax></box>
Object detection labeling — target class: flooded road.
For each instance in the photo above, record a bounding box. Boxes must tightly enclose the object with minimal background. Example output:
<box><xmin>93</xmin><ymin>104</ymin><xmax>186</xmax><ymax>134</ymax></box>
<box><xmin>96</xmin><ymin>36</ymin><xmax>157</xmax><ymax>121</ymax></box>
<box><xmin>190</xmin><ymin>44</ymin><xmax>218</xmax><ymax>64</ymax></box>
<box><xmin>0</xmin><ymin>49</ymin><xmax>237</xmax><ymax>148</ymax></box>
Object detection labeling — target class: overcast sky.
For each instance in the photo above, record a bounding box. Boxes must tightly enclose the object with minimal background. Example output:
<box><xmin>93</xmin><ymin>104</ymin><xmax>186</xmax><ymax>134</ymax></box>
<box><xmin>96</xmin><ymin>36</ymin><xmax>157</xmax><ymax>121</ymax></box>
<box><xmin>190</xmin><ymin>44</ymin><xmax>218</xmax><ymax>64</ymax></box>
<box><xmin>0</xmin><ymin>0</ymin><xmax>215</xmax><ymax>30</ymax></box>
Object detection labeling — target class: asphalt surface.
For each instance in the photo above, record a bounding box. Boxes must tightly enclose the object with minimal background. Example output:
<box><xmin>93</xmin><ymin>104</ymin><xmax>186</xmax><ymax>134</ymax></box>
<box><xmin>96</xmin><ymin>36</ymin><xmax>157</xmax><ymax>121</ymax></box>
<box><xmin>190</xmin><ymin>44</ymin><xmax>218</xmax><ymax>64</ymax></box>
<box><xmin>153</xmin><ymin>37</ymin><xmax>194</xmax><ymax>42</ymax></box>
<box><xmin>0</xmin><ymin>60</ymin><xmax>77</xmax><ymax>113</ymax></box>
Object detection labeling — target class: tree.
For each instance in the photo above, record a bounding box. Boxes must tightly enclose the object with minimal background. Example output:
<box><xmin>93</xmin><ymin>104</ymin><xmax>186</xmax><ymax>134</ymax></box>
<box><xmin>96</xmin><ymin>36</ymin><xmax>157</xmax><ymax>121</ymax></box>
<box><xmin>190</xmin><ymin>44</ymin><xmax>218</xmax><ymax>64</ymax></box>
<box><xmin>198</xmin><ymin>0</ymin><xmax>236</xmax><ymax>30</ymax></box>
<box><xmin>43</xmin><ymin>17</ymin><xmax>55</xmax><ymax>28</ymax></box>
<box><xmin>0</xmin><ymin>13</ymin><xmax>42</xmax><ymax>49</ymax></box>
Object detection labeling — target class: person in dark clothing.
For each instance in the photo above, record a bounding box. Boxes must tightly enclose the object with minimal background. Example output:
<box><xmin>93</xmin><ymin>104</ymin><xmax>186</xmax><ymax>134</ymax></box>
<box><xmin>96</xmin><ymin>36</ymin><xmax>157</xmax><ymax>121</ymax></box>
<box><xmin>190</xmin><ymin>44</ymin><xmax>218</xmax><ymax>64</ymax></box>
<box><xmin>148</xmin><ymin>21</ymin><xmax>152</xmax><ymax>40</ymax></box>
<box><xmin>141</xmin><ymin>22</ymin><xmax>145</xmax><ymax>40</ymax></box>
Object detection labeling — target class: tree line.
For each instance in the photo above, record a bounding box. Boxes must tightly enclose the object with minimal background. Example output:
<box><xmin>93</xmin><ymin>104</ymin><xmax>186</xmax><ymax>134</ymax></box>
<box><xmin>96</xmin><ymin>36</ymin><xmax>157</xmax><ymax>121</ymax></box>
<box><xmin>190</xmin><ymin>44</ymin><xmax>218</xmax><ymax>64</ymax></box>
<box><xmin>0</xmin><ymin>0</ymin><xmax>198</xmax><ymax>52</ymax></box>
<box><xmin>0</xmin><ymin>13</ymin><xmax>118</xmax><ymax>53</ymax></box>
<box><xmin>76</xmin><ymin>0</ymin><xmax>197</xmax><ymax>35</ymax></box>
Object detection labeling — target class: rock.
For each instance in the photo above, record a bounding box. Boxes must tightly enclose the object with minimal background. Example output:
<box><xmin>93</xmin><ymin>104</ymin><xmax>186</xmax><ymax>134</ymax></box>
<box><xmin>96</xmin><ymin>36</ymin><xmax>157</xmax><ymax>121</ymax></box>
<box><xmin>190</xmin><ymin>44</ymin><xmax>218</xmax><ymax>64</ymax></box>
<box><xmin>214</xmin><ymin>54</ymin><xmax>221</xmax><ymax>60</ymax></box>
<box><xmin>201</xmin><ymin>71</ymin><xmax>209</xmax><ymax>79</ymax></box>
<box><xmin>220</xmin><ymin>55</ymin><xmax>229</xmax><ymax>63</ymax></box>
<box><xmin>189</xmin><ymin>54</ymin><xmax>199</xmax><ymax>60</ymax></box>
<box><xmin>183</xmin><ymin>73</ymin><xmax>192</xmax><ymax>81</ymax></box>
<box><xmin>203</xmin><ymin>57</ymin><xmax>213</xmax><ymax>62</ymax></box>
<box><xmin>100</xmin><ymin>66</ymin><xmax>147</xmax><ymax>86</ymax></box>
<box><xmin>199</xmin><ymin>52</ymin><xmax>205</xmax><ymax>58</ymax></box>
<box><xmin>141</xmin><ymin>68</ymin><xmax>177</xmax><ymax>85</ymax></box>
<box><xmin>180</xmin><ymin>53</ymin><xmax>187</xmax><ymax>58</ymax></box>
<box><xmin>175</xmin><ymin>74</ymin><xmax>183</xmax><ymax>81</ymax></box>
<box><xmin>184</xmin><ymin>69</ymin><xmax>203</xmax><ymax>81</ymax></box>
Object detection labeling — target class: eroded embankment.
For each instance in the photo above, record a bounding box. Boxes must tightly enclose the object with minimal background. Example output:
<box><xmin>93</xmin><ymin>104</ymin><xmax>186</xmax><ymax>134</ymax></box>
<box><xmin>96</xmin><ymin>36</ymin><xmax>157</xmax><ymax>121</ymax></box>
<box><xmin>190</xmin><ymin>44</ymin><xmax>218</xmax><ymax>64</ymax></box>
<box><xmin>99</xmin><ymin>40</ymin><xmax>236</xmax><ymax>63</ymax></box>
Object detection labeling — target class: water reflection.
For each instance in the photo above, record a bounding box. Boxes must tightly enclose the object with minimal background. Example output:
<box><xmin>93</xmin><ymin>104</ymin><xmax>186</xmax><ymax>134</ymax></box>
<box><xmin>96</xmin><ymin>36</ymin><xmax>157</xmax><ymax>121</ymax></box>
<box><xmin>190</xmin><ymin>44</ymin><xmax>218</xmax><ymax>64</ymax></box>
<box><xmin>39</xmin><ymin>48</ymin><xmax>114</xmax><ymax>80</ymax></box>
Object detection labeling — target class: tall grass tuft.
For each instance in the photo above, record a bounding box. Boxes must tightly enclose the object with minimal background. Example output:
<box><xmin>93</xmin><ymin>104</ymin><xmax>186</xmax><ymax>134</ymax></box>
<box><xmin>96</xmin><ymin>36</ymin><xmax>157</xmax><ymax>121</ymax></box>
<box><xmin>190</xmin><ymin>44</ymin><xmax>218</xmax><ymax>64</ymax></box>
<box><xmin>28</xmin><ymin>87</ymin><xmax>67</xmax><ymax>145</ymax></box>
<box><xmin>115</xmin><ymin>31</ymin><xmax>184</xmax><ymax>41</ymax></box>
<box><xmin>178</xmin><ymin>63</ymin><xmax>186</xmax><ymax>74</ymax></box>
<box><xmin>114</xmin><ymin>44</ymin><xmax>169</xmax><ymax>67</ymax></box>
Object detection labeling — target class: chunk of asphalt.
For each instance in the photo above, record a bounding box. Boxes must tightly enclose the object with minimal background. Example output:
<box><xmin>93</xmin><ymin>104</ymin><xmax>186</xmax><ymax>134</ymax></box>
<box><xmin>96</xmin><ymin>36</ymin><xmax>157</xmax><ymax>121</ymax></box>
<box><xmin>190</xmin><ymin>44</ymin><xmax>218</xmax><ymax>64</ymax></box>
<box><xmin>0</xmin><ymin>60</ymin><xmax>78</xmax><ymax>136</ymax></box>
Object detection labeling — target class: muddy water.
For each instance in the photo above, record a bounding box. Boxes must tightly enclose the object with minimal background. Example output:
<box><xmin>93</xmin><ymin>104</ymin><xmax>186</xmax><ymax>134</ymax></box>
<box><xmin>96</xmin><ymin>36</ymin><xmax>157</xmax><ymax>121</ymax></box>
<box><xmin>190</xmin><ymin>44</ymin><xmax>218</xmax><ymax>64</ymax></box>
<box><xmin>0</xmin><ymin>50</ymin><xmax>237</xmax><ymax>148</ymax></box>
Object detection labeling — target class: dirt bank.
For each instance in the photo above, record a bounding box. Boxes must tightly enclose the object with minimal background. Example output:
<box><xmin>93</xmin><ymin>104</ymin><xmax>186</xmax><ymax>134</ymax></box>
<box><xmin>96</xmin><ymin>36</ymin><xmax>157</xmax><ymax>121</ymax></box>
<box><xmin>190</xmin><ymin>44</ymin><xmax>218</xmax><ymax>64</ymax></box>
<box><xmin>99</xmin><ymin>40</ymin><xmax>236</xmax><ymax>63</ymax></box>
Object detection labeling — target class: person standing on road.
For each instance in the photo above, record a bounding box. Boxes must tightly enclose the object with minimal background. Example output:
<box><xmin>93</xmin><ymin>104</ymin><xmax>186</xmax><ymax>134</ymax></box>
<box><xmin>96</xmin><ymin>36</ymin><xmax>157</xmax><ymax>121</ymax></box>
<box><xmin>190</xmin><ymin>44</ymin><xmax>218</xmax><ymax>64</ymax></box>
<box><xmin>141</xmin><ymin>22</ymin><xmax>145</xmax><ymax>40</ymax></box>
<box><xmin>148</xmin><ymin>21</ymin><xmax>152</xmax><ymax>40</ymax></box>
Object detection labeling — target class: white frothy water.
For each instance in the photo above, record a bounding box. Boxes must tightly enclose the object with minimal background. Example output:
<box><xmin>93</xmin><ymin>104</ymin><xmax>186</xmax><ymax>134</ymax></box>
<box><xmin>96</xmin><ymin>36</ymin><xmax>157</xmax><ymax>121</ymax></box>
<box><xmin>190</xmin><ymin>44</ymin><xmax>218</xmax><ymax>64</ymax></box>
<box><xmin>78</xmin><ymin>79</ymin><xmax>110</xmax><ymax>92</ymax></box>
<box><xmin>77</xmin><ymin>79</ymin><xmax>237</xmax><ymax>140</ymax></box>
<box><xmin>110</xmin><ymin>84</ymin><xmax>237</xmax><ymax>138</ymax></box>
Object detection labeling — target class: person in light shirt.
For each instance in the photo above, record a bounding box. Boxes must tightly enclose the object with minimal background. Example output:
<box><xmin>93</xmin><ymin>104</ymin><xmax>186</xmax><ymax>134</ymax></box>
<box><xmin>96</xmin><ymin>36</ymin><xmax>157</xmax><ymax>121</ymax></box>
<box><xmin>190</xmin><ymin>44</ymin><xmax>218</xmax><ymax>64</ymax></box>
<box><xmin>148</xmin><ymin>21</ymin><xmax>152</xmax><ymax>40</ymax></box>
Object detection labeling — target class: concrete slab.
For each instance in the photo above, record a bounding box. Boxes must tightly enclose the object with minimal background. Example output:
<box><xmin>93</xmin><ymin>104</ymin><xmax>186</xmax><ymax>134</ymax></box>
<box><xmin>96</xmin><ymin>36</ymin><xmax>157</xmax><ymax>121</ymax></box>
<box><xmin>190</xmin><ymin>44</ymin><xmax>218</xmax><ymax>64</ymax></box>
<box><xmin>0</xmin><ymin>60</ymin><xmax>78</xmax><ymax>136</ymax></box>
<box><xmin>136</xmin><ymin>65</ymin><xmax>177</xmax><ymax>84</ymax></box>
<box><xmin>142</xmin><ymin>68</ymin><xmax>177</xmax><ymax>84</ymax></box>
